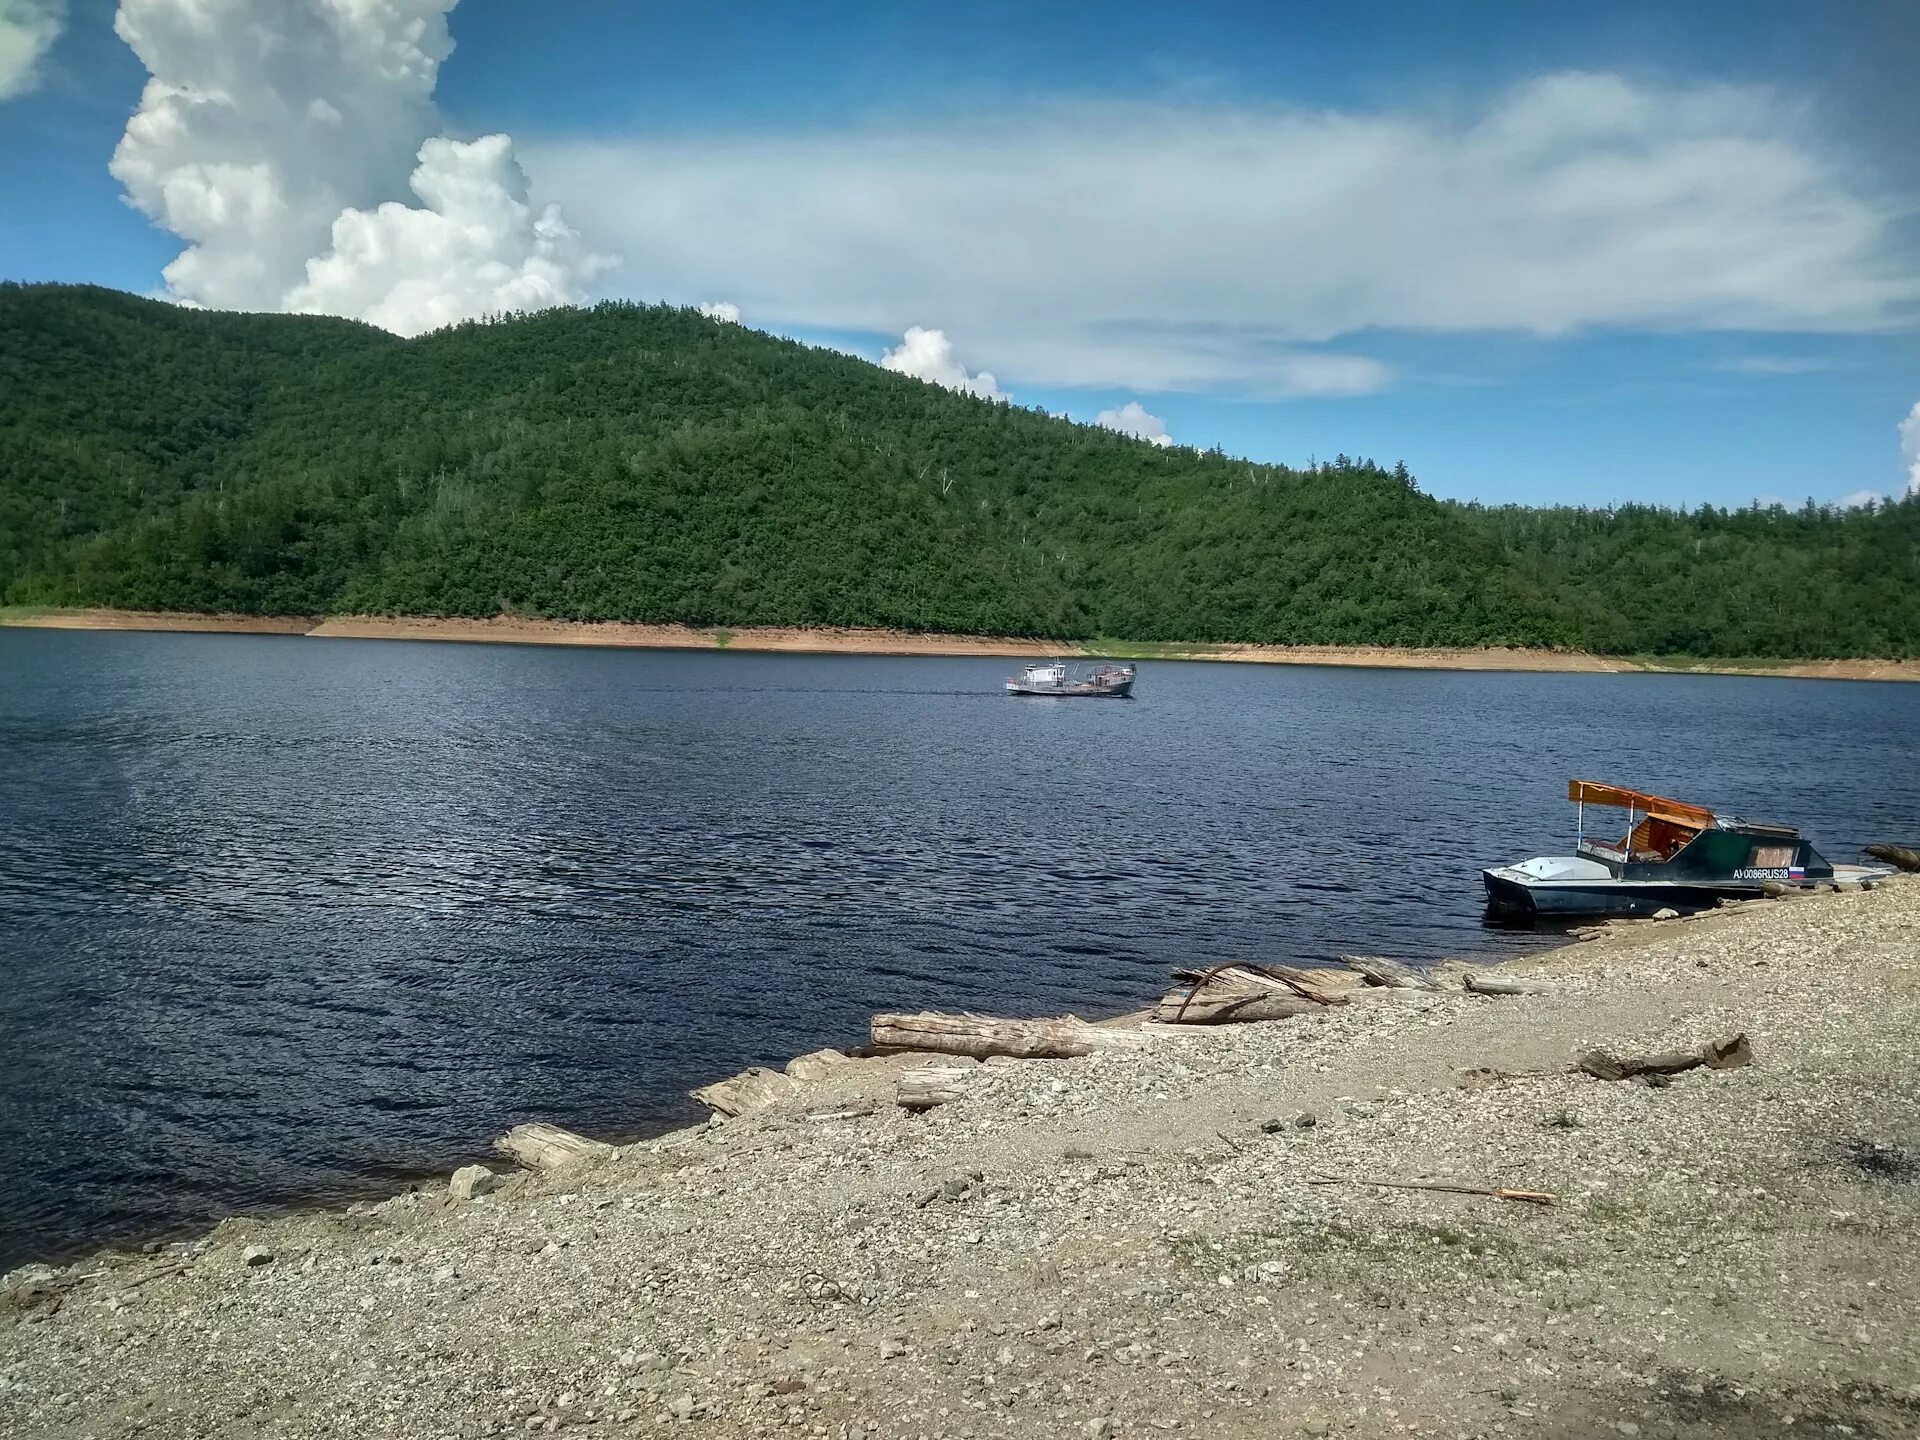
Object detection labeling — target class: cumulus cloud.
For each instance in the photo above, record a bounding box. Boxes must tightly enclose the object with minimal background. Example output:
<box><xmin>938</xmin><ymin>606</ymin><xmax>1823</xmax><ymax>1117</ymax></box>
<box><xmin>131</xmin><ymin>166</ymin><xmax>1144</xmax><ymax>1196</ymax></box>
<box><xmin>0</xmin><ymin>0</ymin><xmax>63</xmax><ymax>99</ymax></box>
<box><xmin>696</xmin><ymin>301</ymin><xmax>741</xmax><ymax>323</ymax></box>
<box><xmin>111</xmin><ymin>0</ymin><xmax>608</xmax><ymax>332</ymax></box>
<box><xmin>1837</xmin><ymin>489</ymin><xmax>1883</xmax><ymax>509</ymax></box>
<box><xmin>1095</xmin><ymin>401</ymin><xmax>1174</xmax><ymax>447</ymax></box>
<box><xmin>880</xmin><ymin>327</ymin><xmax>1009</xmax><ymax>401</ymax></box>
<box><xmin>531</xmin><ymin>72</ymin><xmax>1918</xmax><ymax>393</ymax></box>
<box><xmin>284</xmin><ymin>134</ymin><xmax>613</xmax><ymax>336</ymax></box>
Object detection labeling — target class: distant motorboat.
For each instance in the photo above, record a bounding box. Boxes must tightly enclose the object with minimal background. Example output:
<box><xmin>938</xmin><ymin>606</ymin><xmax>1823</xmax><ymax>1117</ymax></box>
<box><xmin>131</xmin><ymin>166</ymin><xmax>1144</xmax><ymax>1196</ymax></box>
<box><xmin>1005</xmin><ymin>660</ymin><xmax>1136</xmax><ymax>698</ymax></box>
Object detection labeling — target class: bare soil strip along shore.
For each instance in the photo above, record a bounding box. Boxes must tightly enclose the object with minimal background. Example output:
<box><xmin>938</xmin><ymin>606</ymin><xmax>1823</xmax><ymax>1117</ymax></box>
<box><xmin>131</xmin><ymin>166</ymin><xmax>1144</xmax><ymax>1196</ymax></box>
<box><xmin>0</xmin><ymin>607</ymin><xmax>315</xmax><ymax>636</ymax></box>
<box><xmin>6</xmin><ymin>608</ymin><xmax>1918</xmax><ymax>680</ymax></box>
<box><xmin>5</xmin><ymin>880</ymin><xmax>1918</xmax><ymax>1439</ymax></box>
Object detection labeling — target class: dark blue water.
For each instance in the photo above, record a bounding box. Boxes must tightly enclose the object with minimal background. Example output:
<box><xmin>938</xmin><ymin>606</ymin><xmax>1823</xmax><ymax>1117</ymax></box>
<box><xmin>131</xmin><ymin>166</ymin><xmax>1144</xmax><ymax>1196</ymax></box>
<box><xmin>2</xmin><ymin>628</ymin><xmax>1915</xmax><ymax>1267</ymax></box>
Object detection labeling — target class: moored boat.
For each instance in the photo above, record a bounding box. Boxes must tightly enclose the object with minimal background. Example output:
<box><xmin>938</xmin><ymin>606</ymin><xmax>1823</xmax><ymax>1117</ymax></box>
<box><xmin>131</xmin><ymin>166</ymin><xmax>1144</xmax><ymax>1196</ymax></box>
<box><xmin>1005</xmin><ymin>660</ymin><xmax>1136</xmax><ymax>698</ymax></box>
<box><xmin>1483</xmin><ymin>780</ymin><xmax>1885</xmax><ymax>919</ymax></box>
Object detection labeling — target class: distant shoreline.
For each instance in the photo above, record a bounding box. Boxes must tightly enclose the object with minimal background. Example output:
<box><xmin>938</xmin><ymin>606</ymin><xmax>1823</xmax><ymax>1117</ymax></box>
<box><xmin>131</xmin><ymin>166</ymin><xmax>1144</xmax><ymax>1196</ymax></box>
<box><xmin>5</xmin><ymin>606</ymin><xmax>1917</xmax><ymax>681</ymax></box>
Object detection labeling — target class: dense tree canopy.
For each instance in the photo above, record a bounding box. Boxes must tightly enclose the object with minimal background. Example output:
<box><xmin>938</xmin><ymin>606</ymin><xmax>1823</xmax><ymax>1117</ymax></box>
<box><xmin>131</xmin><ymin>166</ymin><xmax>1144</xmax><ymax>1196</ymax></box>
<box><xmin>3</xmin><ymin>283</ymin><xmax>1915</xmax><ymax>657</ymax></box>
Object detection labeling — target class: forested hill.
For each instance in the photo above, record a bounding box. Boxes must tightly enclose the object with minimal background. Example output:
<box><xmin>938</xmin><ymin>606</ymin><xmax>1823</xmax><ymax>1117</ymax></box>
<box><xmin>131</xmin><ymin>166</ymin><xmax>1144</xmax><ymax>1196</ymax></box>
<box><xmin>3</xmin><ymin>282</ymin><xmax>1916</xmax><ymax>658</ymax></box>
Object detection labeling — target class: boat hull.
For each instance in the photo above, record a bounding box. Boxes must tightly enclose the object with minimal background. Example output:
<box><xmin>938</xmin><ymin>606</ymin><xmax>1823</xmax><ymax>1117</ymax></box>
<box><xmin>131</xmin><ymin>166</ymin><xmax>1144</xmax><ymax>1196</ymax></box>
<box><xmin>1005</xmin><ymin>679</ymin><xmax>1135</xmax><ymax>698</ymax></box>
<box><xmin>1484</xmin><ymin>861</ymin><xmax>1890</xmax><ymax>918</ymax></box>
<box><xmin>1481</xmin><ymin>868</ymin><xmax>1755</xmax><ymax>918</ymax></box>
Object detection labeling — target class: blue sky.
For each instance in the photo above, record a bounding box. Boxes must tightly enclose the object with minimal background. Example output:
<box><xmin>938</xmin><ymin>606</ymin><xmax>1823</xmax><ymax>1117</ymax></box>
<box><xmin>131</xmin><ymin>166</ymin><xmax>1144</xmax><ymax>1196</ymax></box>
<box><xmin>3</xmin><ymin>0</ymin><xmax>1918</xmax><ymax>509</ymax></box>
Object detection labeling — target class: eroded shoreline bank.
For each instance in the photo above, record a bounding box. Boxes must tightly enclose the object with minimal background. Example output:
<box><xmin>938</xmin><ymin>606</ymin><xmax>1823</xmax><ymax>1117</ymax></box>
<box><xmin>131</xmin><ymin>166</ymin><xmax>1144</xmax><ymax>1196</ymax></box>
<box><xmin>6</xmin><ymin>607</ymin><xmax>1918</xmax><ymax>681</ymax></box>
<box><xmin>5</xmin><ymin>880</ymin><xmax>1918</xmax><ymax>1439</ymax></box>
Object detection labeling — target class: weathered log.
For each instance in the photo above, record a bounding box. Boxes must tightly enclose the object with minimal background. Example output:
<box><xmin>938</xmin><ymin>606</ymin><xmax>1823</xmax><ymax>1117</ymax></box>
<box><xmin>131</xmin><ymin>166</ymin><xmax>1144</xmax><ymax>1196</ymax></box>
<box><xmin>1169</xmin><ymin>963</ymin><xmax>1348</xmax><ymax>1006</ymax></box>
<box><xmin>1152</xmin><ymin>991</ymin><xmax>1326</xmax><ymax>1025</ymax></box>
<box><xmin>785</xmin><ymin>1048</ymin><xmax>852</xmax><ymax>1082</ymax></box>
<box><xmin>1575</xmin><ymin>1032</ymin><xmax>1752</xmax><ymax>1083</ymax></box>
<box><xmin>1760</xmin><ymin>880</ymin><xmax>1806</xmax><ymax>898</ymax></box>
<box><xmin>870</xmin><ymin>1012</ymin><xmax>1151</xmax><ymax>1060</ymax></box>
<box><xmin>1866</xmin><ymin>843</ymin><xmax>1920</xmax><ymax>873</ymax></box>
<box><xmin>897</xmin><ymin>1057</ymin><xmax>979</xmax><ymax>1111</ymax></box>
<box><xmin>1306</xmin><ymin>1174</ymin><xmax>1556</xmax><ymax>1205</ymax></box>
<box><xmin>691</xmin><ymin>1066</ymin><xmax>799</xmax><ymax>1118</ymax></box>
<box><xmin>1341</xmin><ymin>954</ymin><xmax>1442</xmax><ymax>990</ymax></box>
<box><xmin>1463</xmin><ymin>972</ymin><xmax>1553</xmax><ymax>997</ymax></box>
<box><xmin>493</xmin><ymin>1123</ymin><xmax>615</xmax><ymax>1172</ymax></box>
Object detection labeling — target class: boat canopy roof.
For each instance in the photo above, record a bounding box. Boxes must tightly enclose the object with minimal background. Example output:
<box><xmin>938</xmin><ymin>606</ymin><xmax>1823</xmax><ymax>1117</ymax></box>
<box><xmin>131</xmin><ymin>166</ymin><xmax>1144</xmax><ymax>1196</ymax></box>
<box><xmin>1567</xmin><ymin>780</ymin><xmax>1715</xmax><ymax>829</ymax></box>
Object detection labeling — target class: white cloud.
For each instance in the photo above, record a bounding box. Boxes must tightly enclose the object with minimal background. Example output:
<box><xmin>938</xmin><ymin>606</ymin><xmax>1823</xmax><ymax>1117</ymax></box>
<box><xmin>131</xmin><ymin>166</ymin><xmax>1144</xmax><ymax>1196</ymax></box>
<box><xmin>880</xmin><ymin>326</ymin><xmax>1009</xmax><ymax>401</ymax></box>
<box><xmin>531</xmin><ymin>72</ymin><xmax>1917</xmax><ymax>394</ymax></box>
<box><xmin>0</xmin><ymin>0</ymin><xmax>64</xmax><ymax>99</ymax></box>
<box><xmin>1902</xmin><ymin>400</ymin><xmax>1920</xmax><ymax>499</ymax></box>
<box><xmin>111</xmin><ymin>0</ymin><xmax>608</xmax><ymax>332</ymax></box>
<box><xmin>284</xmin><ymin>134</ymin><xmax>614</xmax><ymax>336</ymax></box>
<box><xmin>1712</xmin><ymin>355</ymin><xmax>1849</xmax><ymax>376</ymax></box>
<box><xmin>1837</xmin><ymin>488</ymin><xmax>1883</xmax><ymax>509</ymax></box>
<box><xmin>696</xmin><ymin>301</ymin><xmax>740</xmax><ymax>323</ymax></box>
<box><xmin>1271</xmin><ymin>355</ymin><xmax>1391</xmax><ymax>397</ymax></box>
<box><xmin>1095</xmin><ymin>401</ymin><xmax>1174</xmax><ymax>446</ymax></box>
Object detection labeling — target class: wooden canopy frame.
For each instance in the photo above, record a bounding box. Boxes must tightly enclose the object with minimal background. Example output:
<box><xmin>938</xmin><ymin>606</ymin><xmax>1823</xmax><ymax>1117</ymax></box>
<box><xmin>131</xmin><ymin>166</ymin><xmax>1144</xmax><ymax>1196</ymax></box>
<box><xmin>1567</xmin><ymin>781</ymin><xmax>1716</xmax><ymax>830</ymax></box>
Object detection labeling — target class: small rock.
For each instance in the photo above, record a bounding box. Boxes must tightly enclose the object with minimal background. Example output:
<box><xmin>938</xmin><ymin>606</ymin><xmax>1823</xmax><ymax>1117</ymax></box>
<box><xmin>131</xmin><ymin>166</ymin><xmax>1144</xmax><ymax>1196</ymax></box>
<box><xmin>449</xmin><ymin>1164</ymin><xmax>500</xmax><ymax>1201</ymax></box>
<box><xmin>1293</xmin><ymin>1110</ymin><xmax>1318</xmax><ymax>1129</ymax></box>
<box><xmin>242</xmin><ymin>1246</ymin><xmax>274</xmax><ymax>1268</ymax></box>
<box><xmin>1651</xmin><ymin>907</ymin><xmax>1680</xmax><ymax>921</ymax></box>
<box><xmin>1083</xmin><ymin>1419</ymin><xmax>1114</xmax><ymax>1438</ymax></box>
<box><xmin>667</xmin><ymin>1392</ymin><xmax>698</xmax><ymax>1421</ymax></box>
<box><xmin>879</xmin><ymin>1337</ymin><xmax>908</xmax><ymax>1360</ymax></box>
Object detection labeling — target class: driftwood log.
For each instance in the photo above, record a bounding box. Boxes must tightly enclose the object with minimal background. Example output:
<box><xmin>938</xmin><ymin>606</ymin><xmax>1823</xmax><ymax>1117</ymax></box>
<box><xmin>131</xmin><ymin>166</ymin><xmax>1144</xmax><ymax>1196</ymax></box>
<box><xmin>494</xmin><ymin>1123</ymin><xmax>616</xmax><ymax>1171</ymax></box>
<box><xmin>1169</xmin><ymin>963</ymin><xmax>1349</xmax><ymax>1006</ymax></box>
<box><xmin>1576</xmin><ymin>1032</ymin><xmax>1753</xmax><ymax>1083</ymax></box>
<box><xmin>1306</xmin><ymin>1175</ymin><xmax>1556</xmax><ymax>1205</ymax></box>
<box><xmin>1156</xmin><ymin>961</ymin><xmax>1350</xmax><ymax>1025</ymax></box>
<box><xmin>1463</xmin><ymin>972</ymin><xmax>1553</xmax><ymax>997</ymax></box>
<box><xmin>691</xmin><ymin>1066</ymin><xmax>800</xmax><ymax>1118</ymax></box>
<box><xmin>1341</xmin><ymin>955</ymin><xmax>1442</xmax><ymax>990</ymax></box>
<box><xmin>870</xmin><ymin>1012</ymin><xmax>1151</xmax><ymax>1060</ymax></box>
<box><xmin>1153</xmin><ymin>992</ymin><xmax>1327</xmax><ymax>1025</ymax></box>
<box><xmin>1866</xmin><ymin>844</ymin><xmax>1920</xmax><ymax>873</ymax></box>
<box><xmin>897</xmin><ymin>1057</ymin><xmax>979</xmax><ymax>1111</ymax></box>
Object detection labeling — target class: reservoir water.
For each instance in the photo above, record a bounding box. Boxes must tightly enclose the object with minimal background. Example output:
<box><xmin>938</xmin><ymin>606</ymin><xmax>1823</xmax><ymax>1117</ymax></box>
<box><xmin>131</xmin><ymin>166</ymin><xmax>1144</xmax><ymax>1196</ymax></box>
<box><xmin>2</xmin><ymin>628</ymin><xmax>1916</xmax><ymax>1267</ymax></box>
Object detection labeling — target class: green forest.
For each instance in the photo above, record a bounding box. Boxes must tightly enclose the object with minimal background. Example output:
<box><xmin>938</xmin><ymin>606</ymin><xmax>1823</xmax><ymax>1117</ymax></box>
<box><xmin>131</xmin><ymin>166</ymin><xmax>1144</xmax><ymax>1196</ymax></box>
<box><xmin>3</xmin><ymin>282</ymin><xmax>1916</xmax><ymax>657</ymax></box>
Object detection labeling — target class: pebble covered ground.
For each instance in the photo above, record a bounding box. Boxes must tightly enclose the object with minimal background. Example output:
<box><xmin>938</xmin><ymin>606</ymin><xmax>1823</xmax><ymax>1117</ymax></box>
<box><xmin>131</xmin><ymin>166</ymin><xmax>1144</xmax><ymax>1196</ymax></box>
<box><xmin>4</xmin><ymin>880</ymin><xmax>1918</xmax><ymax>1440</ymax></box>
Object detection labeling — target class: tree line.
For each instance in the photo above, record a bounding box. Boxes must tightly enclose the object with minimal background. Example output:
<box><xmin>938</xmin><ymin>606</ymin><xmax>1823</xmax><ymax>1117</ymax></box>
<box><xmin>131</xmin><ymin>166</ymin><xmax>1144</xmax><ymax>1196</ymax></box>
<box><xmin>3</xmin><ymin>282</ymin><xmax>1914</xmax><ymax>658</ymax></box>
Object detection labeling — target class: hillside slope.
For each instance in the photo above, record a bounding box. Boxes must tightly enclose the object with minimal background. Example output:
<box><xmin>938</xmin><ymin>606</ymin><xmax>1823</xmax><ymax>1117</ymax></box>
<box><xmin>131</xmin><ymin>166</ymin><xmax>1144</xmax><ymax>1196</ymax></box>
<box><xmin>3</xmin><ymin>283</ymin><xmax>1915</xmax><ymax>656</ymax></box>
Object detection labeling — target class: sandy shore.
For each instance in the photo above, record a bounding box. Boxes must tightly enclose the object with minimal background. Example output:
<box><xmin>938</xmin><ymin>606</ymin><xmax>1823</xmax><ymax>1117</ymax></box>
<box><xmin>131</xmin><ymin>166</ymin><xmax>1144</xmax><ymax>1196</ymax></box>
<box><xmin>6</xmin><ymin>608</ymin><xmax>1917</xmax><ymax>681</ymax></box>
<box><xmin>4</xmin><ymin>879</ymin><xmax>1918</xmax><ymax>1439</ymax></box>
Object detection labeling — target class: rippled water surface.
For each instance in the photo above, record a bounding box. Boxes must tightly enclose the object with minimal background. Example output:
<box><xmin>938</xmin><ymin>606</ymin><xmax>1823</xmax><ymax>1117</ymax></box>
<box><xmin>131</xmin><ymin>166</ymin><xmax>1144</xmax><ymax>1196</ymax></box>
<box><xmin>2</xmin><ymin>628</ymin><xmax>1916</xmax><ymax>1265</ymax></box>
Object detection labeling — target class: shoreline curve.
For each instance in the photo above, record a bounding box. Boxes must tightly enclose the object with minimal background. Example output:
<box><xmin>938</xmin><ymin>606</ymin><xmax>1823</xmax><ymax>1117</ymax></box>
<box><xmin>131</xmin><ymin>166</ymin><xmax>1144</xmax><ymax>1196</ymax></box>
<box><xmin>4</xmin><ymin>606</ymin><xmax>1918</xmax><ymax>681</ymax></box>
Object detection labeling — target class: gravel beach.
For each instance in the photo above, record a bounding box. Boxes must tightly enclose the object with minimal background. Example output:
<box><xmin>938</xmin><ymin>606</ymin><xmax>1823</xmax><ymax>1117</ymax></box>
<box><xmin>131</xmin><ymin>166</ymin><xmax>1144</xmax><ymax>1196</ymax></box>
<box><xmin>4</xmin><ymin>880</ymin><xmax>1917</xmax><ymax>1440</ymax></box>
